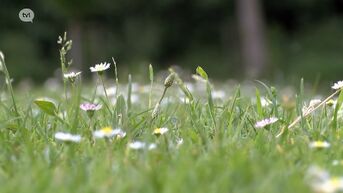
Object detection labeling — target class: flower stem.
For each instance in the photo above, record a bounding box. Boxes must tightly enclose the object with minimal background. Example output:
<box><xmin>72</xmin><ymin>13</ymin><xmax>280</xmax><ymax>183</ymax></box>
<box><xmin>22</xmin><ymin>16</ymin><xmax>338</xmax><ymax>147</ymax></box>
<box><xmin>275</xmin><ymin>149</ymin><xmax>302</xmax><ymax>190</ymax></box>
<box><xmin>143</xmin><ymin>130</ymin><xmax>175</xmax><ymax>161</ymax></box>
<box><xmin>276</xmin><ymin>89</ymin><xmax>341</xmax><ymax>138</ymax></box>
<box><xmin>99</xmin><ymin>75</ymin><xmax>109</xmax><ymax>102</ymax></box>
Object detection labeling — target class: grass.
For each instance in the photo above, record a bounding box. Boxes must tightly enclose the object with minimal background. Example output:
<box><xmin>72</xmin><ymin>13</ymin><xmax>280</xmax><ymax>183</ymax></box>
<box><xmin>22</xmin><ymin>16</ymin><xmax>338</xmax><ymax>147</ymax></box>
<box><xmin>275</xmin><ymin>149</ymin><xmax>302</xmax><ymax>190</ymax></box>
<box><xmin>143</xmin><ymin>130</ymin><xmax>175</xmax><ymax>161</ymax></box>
<box><xmin>1</xmin><ymin>36</ymin><xmax>343</xmax><ymax>193</ymax></box>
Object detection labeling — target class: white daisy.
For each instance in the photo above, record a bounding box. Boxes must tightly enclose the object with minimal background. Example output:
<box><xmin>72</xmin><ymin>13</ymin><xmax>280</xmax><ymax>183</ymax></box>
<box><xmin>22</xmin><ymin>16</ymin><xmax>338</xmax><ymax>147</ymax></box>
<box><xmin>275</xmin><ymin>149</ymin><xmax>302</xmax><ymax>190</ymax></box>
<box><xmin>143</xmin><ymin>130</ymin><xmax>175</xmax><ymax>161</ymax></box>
<box><xmin>93</xmin><ymin>127</ymin><xmax>126</xmax><ymax>139</ymax></box>
<box><xmin>54</xmin><ymin>132</ymin><xmax>81</xmax><ymax>143</ymax></box>
<box><xmin>254</xmin><ymin>117</ymin><xmax>278</xmax><ymax>128</ymax></box>
<box><xmin>309</xmin><ymin>141</ymin><xmax>330</xmax><ymax>149</ymax></box>
<box><xmin>306</xmin><ymin>165</ymin><xmax>343</xmax><ymax>193</ymax></box>
<box><xmin>332</xmin><ymin>80</ymin><xmax>343</xmax><ymax>90</ymax></box>
<box><xmin>153</xmin><ymin>127</ymin><xmax>169</xmax><ymax>136</ymax></box>
<box><xmin>63</xmin><ymin>71</ymin><xmax>81</xmax><ymax>83</ymax></box>
<box><xmin>63</xmin><ymin>71</ymin><xmax>81</xmax><ymax>79</ymax></box>
<box><xmin>128</xmin><ymin>141</ymin><xmax>157</xmax><ymax>150</ymax></box>
<box><xmin>90</xmin><ymin>62</ymin><xmax>111</xmax><ymax>73</ymax></box>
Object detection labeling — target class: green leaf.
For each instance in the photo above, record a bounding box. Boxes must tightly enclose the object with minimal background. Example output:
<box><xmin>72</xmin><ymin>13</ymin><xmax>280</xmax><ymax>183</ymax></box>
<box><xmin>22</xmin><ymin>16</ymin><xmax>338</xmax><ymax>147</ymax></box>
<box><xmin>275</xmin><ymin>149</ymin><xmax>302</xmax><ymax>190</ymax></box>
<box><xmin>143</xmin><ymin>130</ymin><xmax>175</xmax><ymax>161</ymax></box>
<box><xmin>196</xmin><ymin>66</ymin><xmax>208</xmax><ymax>80</ymax></box>
<box><xmin>34</xmin><ymin>98</ymin><xmax>57</xmax><ymax>116</ymax></box>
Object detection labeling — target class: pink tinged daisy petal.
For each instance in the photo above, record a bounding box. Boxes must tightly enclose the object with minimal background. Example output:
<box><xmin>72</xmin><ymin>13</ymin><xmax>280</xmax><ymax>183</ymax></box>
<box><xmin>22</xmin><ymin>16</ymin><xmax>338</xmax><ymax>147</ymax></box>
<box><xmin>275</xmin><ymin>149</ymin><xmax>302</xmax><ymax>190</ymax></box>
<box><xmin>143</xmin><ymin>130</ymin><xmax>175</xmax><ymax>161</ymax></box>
<box><xmin>80</xmin><ymin>103</ymin><xmax>102</xmax><ymax>111</ymax></box>
<box><xmin>332</xmin><ymin>80</ymin><xmax>343</xmax><ymax>90</ymax></box>
<box><xmin>54</xmin><ymin>132</ymin><xmax>81</xmax><ymax>143</ymax></box>
<box><xmin>254</xmin><ymin>117</ymin><xmax>278</xmax><ymax>128</ymax></box>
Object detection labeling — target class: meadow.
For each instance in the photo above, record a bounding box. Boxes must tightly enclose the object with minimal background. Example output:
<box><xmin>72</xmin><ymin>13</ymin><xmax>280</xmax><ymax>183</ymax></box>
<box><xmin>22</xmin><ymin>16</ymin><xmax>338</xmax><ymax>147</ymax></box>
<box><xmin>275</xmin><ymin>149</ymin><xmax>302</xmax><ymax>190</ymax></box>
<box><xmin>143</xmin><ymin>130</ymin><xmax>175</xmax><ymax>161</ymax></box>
<box><xmin>1</xmin><ymin>34</ymin><xmax>343</xmax><ymax>193</ymax></box>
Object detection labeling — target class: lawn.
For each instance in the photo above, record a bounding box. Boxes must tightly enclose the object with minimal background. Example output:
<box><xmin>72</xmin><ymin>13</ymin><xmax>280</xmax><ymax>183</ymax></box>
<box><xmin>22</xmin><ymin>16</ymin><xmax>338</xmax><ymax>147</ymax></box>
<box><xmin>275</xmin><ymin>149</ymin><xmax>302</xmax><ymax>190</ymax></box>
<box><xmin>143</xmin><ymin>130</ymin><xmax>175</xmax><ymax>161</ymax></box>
<box><xmin>0</xmin><ymin>35</ymin><xmax>343</xmax><ymax>193</ymax></box>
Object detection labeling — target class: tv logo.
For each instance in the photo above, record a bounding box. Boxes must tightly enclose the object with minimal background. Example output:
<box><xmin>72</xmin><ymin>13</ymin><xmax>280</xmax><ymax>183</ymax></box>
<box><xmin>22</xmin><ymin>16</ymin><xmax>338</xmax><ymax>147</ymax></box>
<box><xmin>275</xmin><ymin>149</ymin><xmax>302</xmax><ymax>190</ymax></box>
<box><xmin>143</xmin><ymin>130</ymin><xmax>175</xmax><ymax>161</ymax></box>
<box><xmin>19</xmin><ymin>8</ymin><xmax>34</xmax><ymax>23</ymax></box>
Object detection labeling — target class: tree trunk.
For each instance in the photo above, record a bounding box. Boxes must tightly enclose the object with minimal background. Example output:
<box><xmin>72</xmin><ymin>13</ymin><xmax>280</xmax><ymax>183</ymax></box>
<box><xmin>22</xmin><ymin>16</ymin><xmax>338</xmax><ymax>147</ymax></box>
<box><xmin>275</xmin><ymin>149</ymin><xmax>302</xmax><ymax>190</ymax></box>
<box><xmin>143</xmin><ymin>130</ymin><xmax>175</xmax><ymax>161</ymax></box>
<box><xmin>236</xmin><ymin>0</ymin><xmax>267</xmax><ymax>78</ymax></box>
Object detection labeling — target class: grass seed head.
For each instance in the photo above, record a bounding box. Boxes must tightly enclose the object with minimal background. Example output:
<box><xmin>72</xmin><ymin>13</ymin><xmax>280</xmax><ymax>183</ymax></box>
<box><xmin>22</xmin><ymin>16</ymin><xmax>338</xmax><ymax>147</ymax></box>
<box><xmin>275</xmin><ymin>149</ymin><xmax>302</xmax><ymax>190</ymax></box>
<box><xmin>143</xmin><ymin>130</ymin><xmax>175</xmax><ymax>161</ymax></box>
<box><xmin>164</xmin><ymin>73</ymin><xmax>175</xmax><ymax>88</ymax></box>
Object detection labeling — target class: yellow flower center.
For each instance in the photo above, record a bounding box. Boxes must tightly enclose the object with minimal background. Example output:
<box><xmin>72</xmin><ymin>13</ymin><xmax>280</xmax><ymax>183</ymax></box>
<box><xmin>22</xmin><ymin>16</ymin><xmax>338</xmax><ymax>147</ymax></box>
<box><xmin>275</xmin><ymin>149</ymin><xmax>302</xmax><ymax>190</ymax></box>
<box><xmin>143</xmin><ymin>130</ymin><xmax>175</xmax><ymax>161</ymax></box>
<box><xmin>101</xmin><ymin>127</ymin><xmax>113</xmax><ymax>134</ymax></box>
<box><xmin>153</xmin><ymin>128</ymin><xmax>162</xmax><ymax>134</ymax></box>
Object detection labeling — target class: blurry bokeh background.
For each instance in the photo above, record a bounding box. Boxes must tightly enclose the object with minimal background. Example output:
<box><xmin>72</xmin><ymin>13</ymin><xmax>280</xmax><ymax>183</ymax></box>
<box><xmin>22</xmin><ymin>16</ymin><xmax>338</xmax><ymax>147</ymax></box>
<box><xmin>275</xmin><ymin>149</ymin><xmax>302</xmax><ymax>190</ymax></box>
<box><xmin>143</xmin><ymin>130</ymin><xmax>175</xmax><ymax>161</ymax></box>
<box><xmin>1</xmin><ymin>0</ymin><xmax>343</xmax><ymax>84</ymax></box>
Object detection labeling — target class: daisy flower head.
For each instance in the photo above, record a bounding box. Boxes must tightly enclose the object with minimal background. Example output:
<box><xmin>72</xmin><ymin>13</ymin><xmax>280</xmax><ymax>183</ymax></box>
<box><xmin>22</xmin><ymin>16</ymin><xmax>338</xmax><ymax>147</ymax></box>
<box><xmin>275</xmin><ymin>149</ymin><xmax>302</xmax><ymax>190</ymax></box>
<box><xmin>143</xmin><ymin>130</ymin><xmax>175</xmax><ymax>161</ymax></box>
<box><xmin>306</xmin><ymin>165</ymin><xmax>343</xmax><ymax>193</ymax></box>
<box><xmin>128</xmin><ymin>141</ymin><xmax>157</xmax><ymax>150</ymax></box>
<box><xmin>254</xmin><ymin>117</ymin><xmax>278</xmax><ymax>128</ymax></box>
<box><xmin>153</xmin><ymin>127</ymin><xmax>169</xmax><ymax>136</ymax></box>
<box><xmin>80</xmin><ymin>103</ymin><xmax>102</xmax><ymax>118</ymax></box>
<box><xmin>63</xmin><ymin>71</ymin><xmax>81</xmax><ymax>83</ymax></box>
<box><xmin>332</xmin><ymin>80</ymin><xmax>343</xmax><ymax>90</ymax></box>
<box><xmin>54</xmin><ymin>132</ymin><xmax>81</xmax><ymax>143</ymax></box>
<box><xmin>90</xmin><ymin>62</ymin><xmax>110</xmax><ymax>74</ymax></box>
<box><xmin>93</xmin><ymin>127</ymin><xmax>126</xmax><ymax>139</ymax></box>
<box><xmin>309</xmin><ymin>141</ymin><xmax>331</xmax><ymax>149</ymax></box>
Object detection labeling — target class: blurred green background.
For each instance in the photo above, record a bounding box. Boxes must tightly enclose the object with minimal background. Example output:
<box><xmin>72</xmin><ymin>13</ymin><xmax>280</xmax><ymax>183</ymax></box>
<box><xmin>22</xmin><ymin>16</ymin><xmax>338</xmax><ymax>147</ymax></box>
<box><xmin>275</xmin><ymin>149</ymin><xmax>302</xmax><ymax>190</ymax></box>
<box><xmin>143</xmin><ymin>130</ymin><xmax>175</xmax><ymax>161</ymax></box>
<box><xmin>1</xmin><ymin>0</ymin><xmax>343</xmax><ymax>84</ymax></box>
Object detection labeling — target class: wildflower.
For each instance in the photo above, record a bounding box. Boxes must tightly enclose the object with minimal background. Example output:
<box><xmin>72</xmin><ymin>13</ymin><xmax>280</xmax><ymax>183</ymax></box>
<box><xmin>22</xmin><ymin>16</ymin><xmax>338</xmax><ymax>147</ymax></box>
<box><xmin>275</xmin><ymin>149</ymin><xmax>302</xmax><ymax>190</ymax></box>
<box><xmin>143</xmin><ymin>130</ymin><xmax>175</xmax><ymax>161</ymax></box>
<box><xmin>153</xmin><ymin>127</ymin><xmax>169</xmax><ymax>136</ymax></box>
<box><xmin>332</xmin><ymin>80</ymin><xmax>343</xmax><ymax>90</ymax></box>
<box><xmin>54</xmin><ymin>132</ymin><xmax>81</xmax><ymax>143</ymax></box>
<box><xmin>80</xmin><ymin>103</ymin><xmax>102</xmax><ymax>111</ymax></box>
<box><xmin>93</xmin><ymin>127</ymin><xmax>126</xmax><ymax>139</ymax></box>
<box><xmin>63</xmin><ymin>71</ymin><xmax>81</xmax><ymax>83</ymax></box>
<box><xmin>80</xmin><ymin>103</ymin><xmax>102</xmax><ymax>118</ymax></box>
<box><xmin>90</xmin><ymin>62</ymin><xmax>110</xmax><ymax>73</ymax></box>
<box><xmin>254</xmin><ymin>117</ymin><xmax>278</xmax><ymax>128</ymax></box>
<box><xmin>318</xmin><ymin>177</ymin><xmax>343</xmax><ymax>193</ymax></box>
<box><xmin>309</xmin><ymin>141</ymin><xmax>330</xmax><ymax>149</ymax></box>
<box><xmin>128</xmin><ymin>141</ymin><xmax>157</xmax><ymax>150</ymax></box>
<box><xmin>306</xmin><ymin>166</ymin><xmax>343</xmax><ymax>193</ymax></box>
